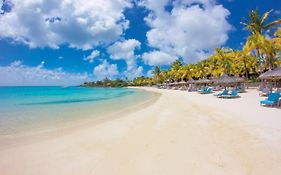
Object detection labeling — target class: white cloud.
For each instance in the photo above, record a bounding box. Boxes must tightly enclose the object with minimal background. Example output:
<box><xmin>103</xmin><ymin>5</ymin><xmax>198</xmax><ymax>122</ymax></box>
<box><xmin>0</xmin><ymin>60</ymin><xmax>90</xmax><ymax>86</ymax></box>
<box><xmin>140</xmin><ymin>0</ymin><xmax>232</xmax><ymax>63</ymax></box>
<box><xmin>83</xmin><ymin>50</ymin><xmax>100</xmax><ymax>63</ymax></box>
<box><xmin>0</xmin><ymin>0</ymin><xmax>132</xmax><ymax>49</ymax></box>
<box><xmin>124</xmin><ymin>66</ymin><xmax>143</xmax><ymax>79</ymax></box>
<box><xmin>142</xmin><ymin>51</ymin><xmax>177</xmax><ymax>66</ymax></box>
<box><xmin>107</xmin><ymin>39</ymin><xmax>143</xmax><ymax>79</ymax></box>
<box><xmin>108</xmin><ymin>39</ymin><xmax>141</xmax><ymax>61</ymax></box>
<box><xmin>93</xmin><ymin>60</ymin><xmax>118</xmax><ymax>80</ymax></box>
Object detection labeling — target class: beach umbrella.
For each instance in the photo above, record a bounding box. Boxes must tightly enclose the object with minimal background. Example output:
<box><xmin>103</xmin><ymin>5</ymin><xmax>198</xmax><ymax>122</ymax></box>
<box><xmin>259</xmin><ymin>66</ymin><xmax>281</xmax><ymax>80</ymax></box>
<box><xmin>215</xmin><ymin>74</ymin><xmax>245</xmax><ymax>84</ymax></box>
<box><xmin>195</xmin><ymin>78</ymin><xmax>212</xmax><ymax>84</ymax></box>
<box><xmin>186</xmin><ymin>78</ymin><xmax>195</xmax><ymax>84</ymax></box>
<box><xmin>178</xmin><ymin>80</ymin><xmax>187</xmax><ymax>85</ymax></box>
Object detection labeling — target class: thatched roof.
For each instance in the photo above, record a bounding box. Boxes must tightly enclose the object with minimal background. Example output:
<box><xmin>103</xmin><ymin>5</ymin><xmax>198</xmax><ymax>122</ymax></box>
<box><xmin>259</xmin><ymin>67</ymin><xmax>281</xmax><ymax>80</ymax></box>
<box><xmin>178</xmin><ymin>80</ymin><xmax>187</xmax><ymax>84</ymax></box>
<box><xmin>195</xmin><ymin>78</ymin><xmax>212</xmax><ymax>84</ymax></box>
<box><xmin>215</xmin><ymin>74</ymin><xmax>245</xmax><ymax>84</ymax></box>
<box><xmin>186</xmin><ymin>78</ymin><xmax>195</xmax><ymax>84</ymax></box>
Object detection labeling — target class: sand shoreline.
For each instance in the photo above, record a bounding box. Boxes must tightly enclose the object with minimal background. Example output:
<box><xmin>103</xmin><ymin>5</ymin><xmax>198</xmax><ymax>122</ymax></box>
<box><xmin>0</xmin><ymin>87</ymin><xmax>281</xmax><ymax>175</ymax></box>
<box><xmin>0</xmin><ymin>89</ymin><xmax>160</xmax><ymax>150</ymax></box>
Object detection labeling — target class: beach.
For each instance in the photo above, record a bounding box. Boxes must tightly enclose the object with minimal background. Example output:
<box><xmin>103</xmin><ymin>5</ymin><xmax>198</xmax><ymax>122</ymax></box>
<box><xmin>0</xmin><ymin>87</ymin><xmax>281</xmax><ymax>175</ymax></box>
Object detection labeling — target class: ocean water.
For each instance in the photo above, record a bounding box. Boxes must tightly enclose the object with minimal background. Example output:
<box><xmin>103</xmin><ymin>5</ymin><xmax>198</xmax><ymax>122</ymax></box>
<box><xmin>0</xmin><ymin>86</ymin><xmax>153</xmax><ymax>135</ymax></box>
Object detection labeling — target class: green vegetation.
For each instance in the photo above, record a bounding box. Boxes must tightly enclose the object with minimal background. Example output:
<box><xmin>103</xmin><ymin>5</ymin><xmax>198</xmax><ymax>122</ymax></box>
<box><xmin>82</xmin><ymin>78</ymin><xmax>129</xmax><ymax>87</ymax></box>
<box><xmin>83</xmin><ymin>9</ymin><xmax>281</xmax><ymax>87</ymax></box>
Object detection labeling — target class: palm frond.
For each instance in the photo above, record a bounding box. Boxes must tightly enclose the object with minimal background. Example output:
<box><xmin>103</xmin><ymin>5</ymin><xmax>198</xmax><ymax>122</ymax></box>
<box><xmin>260</xmin><ymin>10</ymin><xmax>273</xmax><ymax>26</ymax></box>
<box><xmin>264</xmin><ymin>19</ymin><xmax>281</xmax><ymax>30</ymax></box>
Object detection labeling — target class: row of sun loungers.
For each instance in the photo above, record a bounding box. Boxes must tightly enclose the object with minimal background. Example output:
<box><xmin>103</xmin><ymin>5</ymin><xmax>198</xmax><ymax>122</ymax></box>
<box><xmin>197</xmin><ymin>87</ymin><xmax>240</xmax><ymax>98</ymax></box>
<box><xmin>161</xmin><ymin>85</ymin><xmax>280</xmax><ymax>107</ymax></box>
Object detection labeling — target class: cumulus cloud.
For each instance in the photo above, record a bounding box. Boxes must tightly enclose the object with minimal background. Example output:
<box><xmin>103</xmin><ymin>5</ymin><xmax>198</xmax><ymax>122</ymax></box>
<box><xmin>0</xmin><ymin>0</ymin><xmax>132</xmax><ymax>49</ymax></box>
<box><xmin>139</xmin><ymin>0</ymin><xmax>232</xmax><ymax>63</ymax></box>
<box><xmin>83</xmin><ymin>50</ymin><xmax>100</xmax><ymax>63</ymax></box>
<box><xmin>0</xmin><ymin>60</ymin><xmax>90</xmax><ymax>86</ymax></box>
<box><xmin>107</xmin><ymin>39</ymin><xmax>143</xmax><ymax>79</ymax></box>
<box><xmin>142</xmin><ymin>51</ymin><xmax>177</xmax><ymax>66</ymax></box>
<box><xmin>93</xmin><ymin>60</ymin><xmax>118</xmax><ymax>80</ymax></box>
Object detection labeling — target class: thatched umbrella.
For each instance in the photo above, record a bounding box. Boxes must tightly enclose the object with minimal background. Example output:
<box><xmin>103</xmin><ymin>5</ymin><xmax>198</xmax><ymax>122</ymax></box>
<box><xmin>214</xmin><ymin>74</ymin><xmax>245</xmax><ymax>91</ymax></box>
<box><xmin>259</xmin><ymin>67</ymin><xmax>281</xmax><ymax>80</ymax></box>
<box><xmin>186</xmin><ymin>78</ymin><xmax>195</xmax><ymax>84</ymax></box>
<box><xmin>259</xmin><ymin>66</ymin><xmax>281</xmax><ymax>88</ymax></box>
<box><xmin>215</xmin><ymin>74</ymin><xmax>245</xmax><ymax>84</ymax></box>
<box><xmin>195</xmin><ymin>78</ymin><xmax>212</xmax><ymax>84</ymax></box>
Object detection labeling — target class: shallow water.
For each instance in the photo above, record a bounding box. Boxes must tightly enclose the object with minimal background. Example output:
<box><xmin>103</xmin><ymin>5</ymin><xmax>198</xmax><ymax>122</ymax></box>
<box><xmin>0</xmin><ymin>86</ymin><xmax>153</xmax><ymax>135</ymax></box>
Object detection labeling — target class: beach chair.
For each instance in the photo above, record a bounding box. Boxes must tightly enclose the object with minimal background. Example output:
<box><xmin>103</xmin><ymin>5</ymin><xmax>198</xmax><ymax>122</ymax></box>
<box><xmin>221</xmin><ymin>90</ymin><xmax>239</xmax><ymax>98</ymax></box>
<box><xmin>200</xmin><ymin>87</ymin><xmax>213</xmax><ymax>94</ymax></box>
<box><xmin>260</xmin><ymin>92</ymin><xmax>280</xmax><ymax>107</ymax></box>
<box><xmin>235</xmin><ymin>86</ymin><xmax>242</xmax><ymax>92</ymax></box>
<box><xmin>198</xmin><ymin>87</ymin><xmax>207</xmax><ymax>93</ymax></box>
<box><xmin>214</xmin><ymin>89</ymin><xmax>228</xmax><ymax>97</ymax></box>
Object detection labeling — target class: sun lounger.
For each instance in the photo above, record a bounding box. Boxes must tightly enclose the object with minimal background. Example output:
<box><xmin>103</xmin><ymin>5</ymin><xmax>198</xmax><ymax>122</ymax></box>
<box><xmin>199</xmin><ymin>87</ymin><xmax>213</xmax><ymax>94</ymax></box>
<box><xmin>198</xmin><ymin>87</ymin><xmax>208</xmax><ymax>93</ymax></box>
<box><xmin>214</xmin><ymin>89</ymin><xmax>228</xmax><ymax>97</ymax></box>
<box><xmin>260</xmin><ymin>92</ymin><xmax>280</xmax><ymax>107</ymax></box>
<box><xmin>220</xmin><ymin>90</ymin><xmax>239</xmax><ymax>98</ymax></box>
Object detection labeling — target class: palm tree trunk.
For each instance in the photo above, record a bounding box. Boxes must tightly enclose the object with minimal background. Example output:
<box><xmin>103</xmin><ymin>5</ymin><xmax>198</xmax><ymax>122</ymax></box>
<box><xmin>243</xmin><ymin>60</ymin><xmax>249</xmax><ymax>80</ymax></box>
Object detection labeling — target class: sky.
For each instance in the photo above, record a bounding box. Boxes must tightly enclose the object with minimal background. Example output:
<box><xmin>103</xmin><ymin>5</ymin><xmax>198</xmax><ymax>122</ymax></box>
<box><xmin>0</xmin><ymin>0</ymin><xmax>280</xmax><ymax>86</ymax></box>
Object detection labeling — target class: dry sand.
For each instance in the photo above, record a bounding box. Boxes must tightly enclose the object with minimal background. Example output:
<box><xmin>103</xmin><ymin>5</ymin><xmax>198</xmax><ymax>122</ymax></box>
<box><xmin>0</xmin><ymin>87</ymin><xmax>281</xmax><ymax>175</ymax></box>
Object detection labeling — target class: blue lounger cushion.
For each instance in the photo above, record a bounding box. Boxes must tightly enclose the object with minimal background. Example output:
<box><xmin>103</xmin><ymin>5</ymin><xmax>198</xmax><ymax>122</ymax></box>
<box><xmin>260</xmin><ymin>92</ymin><xmax>280</xmax><ymax>106</ymax></box>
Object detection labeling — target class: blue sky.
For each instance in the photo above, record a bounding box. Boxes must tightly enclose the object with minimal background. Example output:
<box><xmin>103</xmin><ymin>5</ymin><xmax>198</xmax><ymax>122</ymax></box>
<box><xmin>0</xmin><ymin>0</ymin><xmax>280</xmax><ymax>86</ymax></box>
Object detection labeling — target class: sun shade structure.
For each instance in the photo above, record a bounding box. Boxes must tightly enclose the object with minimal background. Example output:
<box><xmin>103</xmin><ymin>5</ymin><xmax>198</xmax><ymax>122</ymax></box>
<box><xmin>215</xmin><ymin>74</ymin><xmax>245</xmax><ymax>84</ymax></box>
<box><xmin>195</xmin><ymin>78</ymin><xmax>212</xmax><ymax>84</ymax></box>
<box><xmin>259</xmin><ymin>67</ymin><xmax>281</xmax><ymax>80</ymax></box>
<box><xmin>178</xmin><ymin>80</ymin><xmax>187</xmax><ymax>84</ymax></box>
<box><xmin>186</xmin><ymin>78</ymin><xmax>195</xmax><ymax>84</ymax></box>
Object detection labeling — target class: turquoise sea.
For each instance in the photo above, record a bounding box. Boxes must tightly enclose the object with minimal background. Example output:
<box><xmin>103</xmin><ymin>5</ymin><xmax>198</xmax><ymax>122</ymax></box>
<box><xmin>0</xmin><ymin>86</ymin><xmax>153</xmax><ymax>135</ymax></box>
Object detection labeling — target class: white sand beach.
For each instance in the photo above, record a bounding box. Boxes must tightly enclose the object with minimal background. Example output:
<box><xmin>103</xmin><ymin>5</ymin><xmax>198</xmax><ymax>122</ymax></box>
<box><xmin>0</xmin><ymin>87</ymin><xmax>281</xmax><ymax>175</ymax></box>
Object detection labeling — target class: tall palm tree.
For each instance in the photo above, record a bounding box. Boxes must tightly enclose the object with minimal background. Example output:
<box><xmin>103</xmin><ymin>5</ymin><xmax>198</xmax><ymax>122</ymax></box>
<box><xmin>243</xmin><ymin>33</ymin><xmax>268</xmax><ymax>63</ymax></box>
<box><xmin>241</xmin><ymin>9</ymin><xmax>281</xmax><ymax>35</ymax></box>
<box><xmin>242</xmin><ymin>9</ymin><xmax>281</xmax><ymax>70</ymax></box>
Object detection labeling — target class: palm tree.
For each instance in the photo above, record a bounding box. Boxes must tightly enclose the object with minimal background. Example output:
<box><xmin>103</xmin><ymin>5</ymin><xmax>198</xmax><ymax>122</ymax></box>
<box><xmin>193</xmin><ymin>61</ymin><xmax>209</xmax><ymax>78</ymax></box>
<box><xmin>244</xmin><ymin>33</ymin><xmax>280</xmax><ymax>70</ymax></box>
<box><xmin>152</xmin><ymin>66</ymin><xmax>161</xmax><ymax>83</ymax></box>
<box><xmin>231</xmin><ymin>50</ymin><xmax>258</xmax><ymax>79</ymax></box>
<box><xmin>211</xmin><ymin>48</ymin><xmax>234</xmax><ymax>75</ymax></box>
<box><xmin>241</xmin><ymin>9</ymin><xmax>281</xmax><ymax>35</ymax></box>
<box><xmin>242</xmin><ymin>9</ymin><xmax>281</xmax><ymax>70</ymax></box>
<box><xmin>171</xmin><ymin>60</ymin><xmax>183</xmax><ymax>71</ymax></box>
